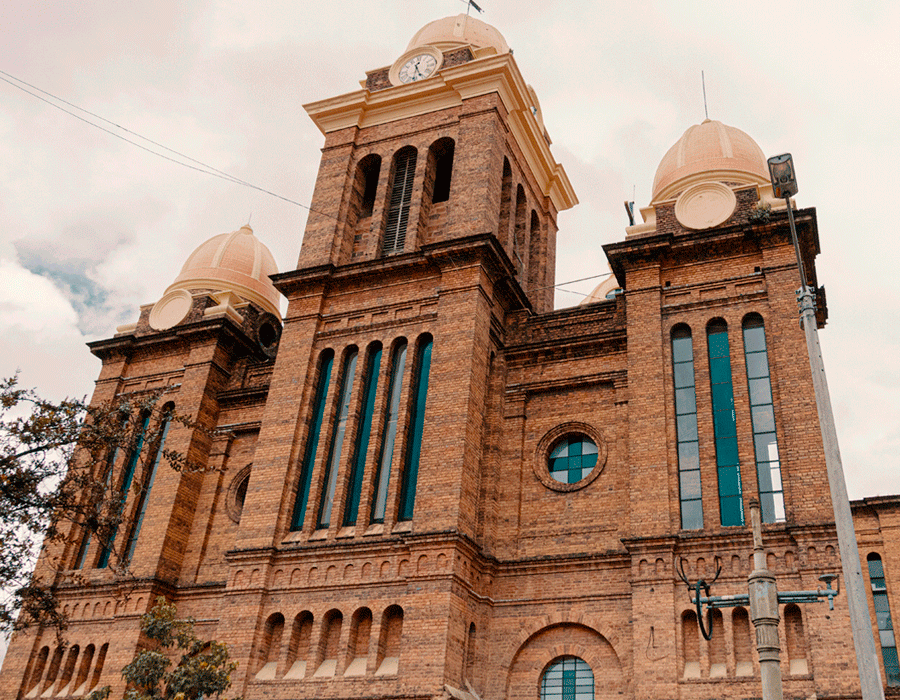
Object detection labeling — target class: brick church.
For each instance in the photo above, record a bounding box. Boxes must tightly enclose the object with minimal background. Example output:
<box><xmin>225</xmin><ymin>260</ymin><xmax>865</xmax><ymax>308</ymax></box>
<box><xmin>2</xmin><ymin>13</ymin><xmax>898</xmax><ymax>699</ymax></box>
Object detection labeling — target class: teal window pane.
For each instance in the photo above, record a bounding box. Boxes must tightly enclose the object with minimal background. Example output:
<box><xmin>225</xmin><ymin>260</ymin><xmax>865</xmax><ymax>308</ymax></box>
<box><xmin>682</xmin><ymin>499</ymin><xmax>704</xmax><ymax>529</ymax></box>
<box><xmin>718</xmin><ymin>466</ymin><xmax>742</xmax><ymax>497</ymax></box>
<box><xmin>678</xmin><ymin>441</ymin><xmax>700</xmax><ymax>470</ymax></box>
<box><xmin>673</xmin><ymin>363</ymin><xmax>694</xmax><ymax>388</ymax></box>
<box><xmin>548</xmin><ymin>435</ymin><xmax>598</xmax><ymax>485</ymax></box>
<box><xmin>755</xmin><ymin>432</ymin><xmax>778</xmax><ymax>460</ymax></box>
<box><xmin>760</xmin><ymin>492</ymin><xmax>778</xmax><ymax>522</ymax></box>
<box><xmin>291</xmin><ymin>352</ymin><xmax>334</xmax><ymax>531</ymax></box>
<box><xmin>398</xmin><ymin>338</ymin><xmax>433</xmax><ymax>521</ymax></box>
<box><xmin>318</xmin><ymin>350</ymin><xmax>358</xmax><ymax>528</ymax></box>
<box><xmin>344</xmin><ymin>346</ymin><xmax>381</xmax><ymax>526</ymax></box>
<box><xmin>710</xmin><ymin>382</ymin><xmax>735</xmax><ymax>410</ymax></box>
<box><xmin>713</xmin><ymin>408</ymin><xmax>737</xmax><ymax>437</ymax></box>
<box><xmin>752</xmin><ymin>405</ymin><xmax>775</xmax><ymax>433</ymax></box>
<box><xmin>675</xmin><ymin>387</ymin><xmax>696</xmax><ymax>414</ymax></box>
<box><xmin>372</xmin><ymin>343</ymin><xmax>407</xmax><ymax>523</ymax></box>
<box><xmin>720</xmin><ymin>495</ymin><xmax>744</xmax><ymax>526</ymax></box>
<box><xmin>709</xmin><ymin>356</ymin><xmax>732</xmax><ymax>384</ymax></box>
<box><xmin>882</xmin><ymin>646</ymin><xmax>899</xmax><ymax>684</ymax></box>
<box><xmin>874</xmin><ymin>593</ymin><xmax>891</xmax><ymax>613</ymax></box>
<box><xmin>745</xmin><ymin>352</ymin><xmax>768</xmax><ymax>379</ymax></box>
<box><xmin>743</xmin><ymin>325</ymin><xmax>767</xmax><ymax>352</ymax></box>
<box><xmin>868</xmin><ymin>557</ymin><xmax>885</xmax><ymax>579</ymax></box>
<box><xmin>708</xmin><ymin>331</ymin><xmax>729</xmax><ymax>358</ymax></box>
<box><xmin>882</xmin><ymin>630</ymin><xmax>896</xmax><ymax>647</ymax></box>
<box><xmin>680</xmin><ymin>470</ymin><xmax>702</xmax><ymax>499</ymax></box>
<box><xmin>877</xmin><ymin>610</ymin><xmax>893</xmax><ymax>630</ymax></box>
<box><xmin>672</xmin><ymin>336</ymin><xmax>693</xmax><ymax>362</ymax></box>
<box><xmin>716</xmin><ymin>436</ymin><xmax>739</xmax><ymax>466</ymax></box>
<box><xmin>677</xmin><ymin>414</ymin><xmax>698</xmax><ymax>442</ymax></box>
<box><xmin>748</xmin><ymin>377</ymin><xmax>772</xmax><ymax>405</ymax></box>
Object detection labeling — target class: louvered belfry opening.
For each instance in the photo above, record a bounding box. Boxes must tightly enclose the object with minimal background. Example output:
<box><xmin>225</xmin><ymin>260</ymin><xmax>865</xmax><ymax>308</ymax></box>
<box><xmin>383</xmin><ymin>146</ymin><xmax>417</xmax><ymax>254</ymax></box>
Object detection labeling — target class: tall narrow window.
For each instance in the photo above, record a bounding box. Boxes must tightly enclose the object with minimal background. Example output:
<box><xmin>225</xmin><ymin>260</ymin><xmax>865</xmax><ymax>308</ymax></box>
<box><xmin>383</xmin><ymin>147</ymin><xmax>417</xmax><ymax>254</ymax></box>
<box><xmin>398</xmin><ymin>335</ymin><xmax>433</xmax><ymax>521</ymax></box>
<box><xmin>344</xmin><ymin>344</ymin><xmax>382</xmax><ymax>526</ymax></box>
<box><xmin>429</xmin><ymin>138</ymin><xmax>454</xmax><ymax>203</ymax></box>
<box><xmin>742</xmin><ymin>314</ymin><xmax>785</xmax><ymax>523</ymax></box>
<box><xmin>358</xmin><ymin>154</ymin><xmax>381</xmax><ymax>218</ymax></box>
<box><xmin>672</xmin><ymin>325</ymin><xmax>702</xmax><ymax>529</ymax></box>
<box><xmin>290</xmin><ymin>351</ymin><xmax>334</xmax><ymax>531</ymax></box>
<box><xmin>123</xmin><ymin>406</ymin><xmax>172</xmax><ymax>562</ymax></box>
<box><xmin>98</xmin><ymin>412</ymin><xmax>150</xmax><ymax>568</ymax></box>
<box><xmin>498</xmin><ymin>158</ymin><xmax>512</xmax><ymax>244</ymax></box>
<box><xmin>371</xmin><ymin>341</ymin><xmax>407</xmax><ymax>523</ymax></box>
<box><xmin>318</xmin><ymin>349</ymin><xmax>358</xmax><ymax>528</ymax></box>
<box><xmin>707</xmin><ymin>320</ymin><xmax>743</xmax><ymax>526</ymax></box>
<box><xmin>868</xmin><ymin>553</ymin><xmax>900</xmax><ymax>685</ymax></box>
<box><xmin>513</xmin><ymin>185</ymin><xmax>527</xmax><ymax>276</ymax></box>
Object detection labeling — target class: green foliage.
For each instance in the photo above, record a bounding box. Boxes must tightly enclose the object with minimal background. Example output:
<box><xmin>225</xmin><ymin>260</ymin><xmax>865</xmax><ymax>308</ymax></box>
<box><xmin>0</xmin><ymin>375</ymin><xmax>207</xmax><ymax>634</ymax></box>
<box><xmin>90</xmin><ymin>597</ymin><xmax>240</xmax><ymax>700</ymax></box>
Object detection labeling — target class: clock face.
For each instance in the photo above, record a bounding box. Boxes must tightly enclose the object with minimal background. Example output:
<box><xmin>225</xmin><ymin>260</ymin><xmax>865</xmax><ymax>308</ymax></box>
<box><xmin>398</xmin><ymin>53</ymin><xmax>438</xmax><ymax>84</ymax></box>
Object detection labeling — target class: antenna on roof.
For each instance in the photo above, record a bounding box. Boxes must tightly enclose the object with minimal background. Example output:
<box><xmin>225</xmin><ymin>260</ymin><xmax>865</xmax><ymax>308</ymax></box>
<box><xmin>458</xmin><ymin>0</ymin><xmax>484</xmax><ymax>15</ymax></box>
<box><xmin>701</xmin><ymin>71</ymin><xmax>709</xmax><ymax>120</ymax></box>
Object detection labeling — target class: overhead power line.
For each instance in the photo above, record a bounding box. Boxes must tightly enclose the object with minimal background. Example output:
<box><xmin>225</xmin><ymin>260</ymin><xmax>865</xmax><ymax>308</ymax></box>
<box><xmin>0</xmin><ymin>69</ymin><xmax>335</xmax><ymax>219</ymax></box>
<box><xmin>2</xmin><ymin>69</ymin><xmax>610</xmax><ymax>301</ymax></box>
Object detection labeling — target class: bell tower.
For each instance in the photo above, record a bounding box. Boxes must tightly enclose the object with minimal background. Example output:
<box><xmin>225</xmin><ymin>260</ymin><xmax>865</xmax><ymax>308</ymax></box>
<box><xmin>295</xmin><ymin>13</ymin><xmax>576</xmax><ymax>313</ymax></box>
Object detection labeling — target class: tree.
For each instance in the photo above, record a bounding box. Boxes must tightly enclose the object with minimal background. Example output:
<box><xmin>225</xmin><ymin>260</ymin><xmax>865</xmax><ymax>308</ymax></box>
<box><xmin>85</xmin><ymin>597</ymin><xmax>241</xmax><ymax>700</ymax></box>
<box><xmin>0</xmin><ymin>375</ymin><xmax>197</xmax><ymax>635</ymax></box>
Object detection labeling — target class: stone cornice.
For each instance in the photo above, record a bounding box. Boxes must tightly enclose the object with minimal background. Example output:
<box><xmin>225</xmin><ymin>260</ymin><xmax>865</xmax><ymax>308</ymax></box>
<box><xmin>303</xmin><ymin>53</ymin><xmax>577</xmax><ymax>212</ymax></box>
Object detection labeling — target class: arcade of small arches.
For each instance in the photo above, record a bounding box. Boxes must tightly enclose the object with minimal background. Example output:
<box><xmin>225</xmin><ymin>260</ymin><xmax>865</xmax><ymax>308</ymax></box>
<box><xmin>22</xmin><ymin>642</ymin><xmax>108</xmax><ymax>699</ymax></box>
<box><xmin>250</xmin><ymin>605</ymin><xmax>403</xmax><ymax>682</ymax></box>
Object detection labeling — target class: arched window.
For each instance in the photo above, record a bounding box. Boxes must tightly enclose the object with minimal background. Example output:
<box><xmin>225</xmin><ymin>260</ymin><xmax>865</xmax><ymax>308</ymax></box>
<box><xmin>868</xmin><ymin>553</ymin><xmax>900</xmax><ymax>684</ymax></box>
<box><xmin>98</xmin><ymin>411</ymin><xmax>151</xmax><ymax>567</ymax></box>
<box><xmin>706</xmin><ymin>319</ymin><xmax>743</xmax><ymax>526</ymax></box>
<box><xmin>357</xmin><ymin>154</ymin><xmax>381</xmax><ymax>218</ymax></box>
<box><xmin>346</xmin><ymin>608</ymin><xmax>373</xmax><ymax>676</ymax></box>
<box><xmin>539</xmin><ymin>656</ymin><xmax>593</xmax><ymax>700</ymax></box>
<box><xmin>682</xmin><ymin>610</ymin><xmax>700</xmax><ymax>678</ymax></box>
<box><xmin>318</xmin><ymin>348</ymin><xmax>359</xmax><ymax>528</ymax></box>
<box><xmin>291</xmin><ymin>350</ymin><xmax>335</xmax><ymax>531</ymax></box>
<box><xmin>672</xmin><ymin>324</ymin><xmax>702</xmax><ymax>529</ymax></box>
<box><xmin>784</xmin><ymin>604</ymin><xmax>808</xmax><ymax>675</ymax></box>
<box><xmin>123</xmin><ymin>403</ymin><xmax>174</xmax><ymax>562</ymax></box>
<box><xmin>742</xmin><ymin>314</ymin><xmax>785</xmax><ymax>523</ymax></box>
<box><xmin>513</xmin><ymin>185</ymin><xmax>527</xmax><ymax>276</ymax></box>
<box><xmin>89</xmin><ymin>643</ymin><xmax>108</xmax><ymax>692</ymax></box>
<box><xmin>316</xmin><ymin>610</ymin><xmax>343</xmax><ymax>677</ymax></box>
<box><xmin>73</xmin><ymin>644</ymin><xmax>94</xmax><ymax>695</ymax></box>
<box><xmin>57</xmin><ymin>645</ymin><xmax>79</xmax><ymax>694</ymax></box>
<box><xmin>376</xmin><ymin>605</ymin><xmax>403</xmax><ymax>676</ymax></box>
<box><xmin>344</xmin><ymin>343</ymin><xmax>382</xmax><ymax>526</ymax></box>
<box><xmin>708</xmin><ymin>609</ymin><xmax>726</xmax><ymax>677</ymax></box>
<box><xmin>26</xmin><ymin>646</ymin><xmax>48</xmax><ymax>694</ymax></box>
<box><xmin>498</xmin><ymin>158</ymin><xmax>512</xmax><ymax>244</ymax></box>
<box><xmin>257</xmin><ymin>613</ymin><xmax>285</xmax><ymax>679</ymax></box>
<box><xmin>371</xmin><ymin>341</ymin><xmax>408</xmax><ymax>523</ymax></box>
<box><xmin>285</xmin><ymin>612</ymin><xmax>313</xmax><ymax>679</ymax></box>
<box><xmin>733</xmin><ymin>607</ymin><xmax>753</xmax><ymax>676</ymax></box>
<box><xmin>429</xmin><ymin>138</ymin><xmax>454</xmax><ymax>203</ymax></box>
<box><xmin>464</xmin><ymin>623</ymin><xmax>477</xmax><ymax>684</ymax></box>
<box><xmin>383</xmin><ymin>147</ymin><xmax>417</xmax><ymax>254</ymax></box>
<box><xmin>398</xmin><ymin>334</ymin><xmax>433</xmax><ymax>521</ymax></box>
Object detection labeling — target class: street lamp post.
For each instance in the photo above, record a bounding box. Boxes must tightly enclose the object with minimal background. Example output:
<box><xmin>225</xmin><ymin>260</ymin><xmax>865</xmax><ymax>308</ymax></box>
<box><xmin>767</xmin><ymin>153</ymin><xmax>885</xmax><ymax>700</ymax></box>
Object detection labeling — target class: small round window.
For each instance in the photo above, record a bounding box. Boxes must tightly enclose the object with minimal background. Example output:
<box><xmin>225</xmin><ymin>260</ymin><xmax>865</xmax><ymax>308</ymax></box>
<box><xmin>548</xmin><ymin>435</ymin><xmax>598</xmax><ymax>484</ymax></box>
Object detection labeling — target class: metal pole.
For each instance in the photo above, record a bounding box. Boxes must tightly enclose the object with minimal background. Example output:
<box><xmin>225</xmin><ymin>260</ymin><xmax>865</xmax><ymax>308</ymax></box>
<box><xmin>748</xmin><ymin>499</ymin><xmax>784</xmax><ymax>700</ymax></box>
<box><xmin>785</xmin><ymin>197</ymin><xmax>886</xmax><ymax>699</ymax></box>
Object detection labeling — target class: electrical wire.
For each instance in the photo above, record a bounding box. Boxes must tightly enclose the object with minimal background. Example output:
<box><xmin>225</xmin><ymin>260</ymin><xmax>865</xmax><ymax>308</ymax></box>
<box><xmin>2</xmin><ymin>69</ymin><xmax>613</xmax><ymax>299</ymax></box>
<box><xmin>0</xmin><ymin>69</ymin><xmax>339</xmax><ymax>221</ymax></box>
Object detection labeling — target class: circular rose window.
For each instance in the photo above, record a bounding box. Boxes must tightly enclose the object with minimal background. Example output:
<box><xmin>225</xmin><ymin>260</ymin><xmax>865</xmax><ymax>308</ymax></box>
<box><xmin>534</xmin><ymin>423</ymin><xmax>607</xmax><ymax>492</ymax></box>
<box><xmin>549</xmin><ymin>435</ymin><xmax>599</xmax><ymax>484</ymax></box>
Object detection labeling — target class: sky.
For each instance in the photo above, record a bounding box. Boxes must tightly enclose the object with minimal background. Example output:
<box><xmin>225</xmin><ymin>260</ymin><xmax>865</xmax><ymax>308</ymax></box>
<box><xmin>1</xmin><ymin>3</ymin><xmax>898</xmax><ymax>500</ymax></box>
